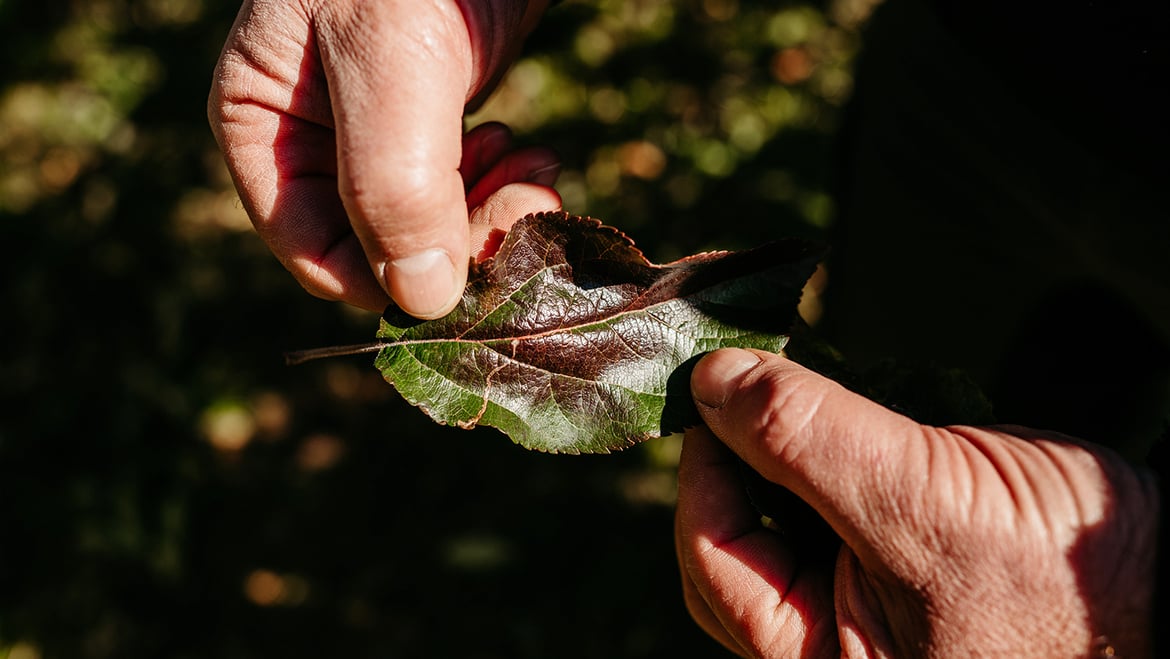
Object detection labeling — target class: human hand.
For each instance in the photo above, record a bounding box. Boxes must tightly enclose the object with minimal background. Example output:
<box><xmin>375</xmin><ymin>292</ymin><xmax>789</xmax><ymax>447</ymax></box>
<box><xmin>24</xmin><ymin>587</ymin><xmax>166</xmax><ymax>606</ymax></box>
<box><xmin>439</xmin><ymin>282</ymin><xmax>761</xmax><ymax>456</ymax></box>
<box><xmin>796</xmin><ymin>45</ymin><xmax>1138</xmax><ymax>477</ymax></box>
<box><xmin>676</xmin><ymin>348</ymin><xmax>1159</xmax><ymax>657</ymax></box>
<box><xmin>209</xmin><ymin>0</ymin><xmax>552</xmax><ymax>316</ymax></box>
<box><xmin>461</xmin><ymin>122</ymin><xmax>562</xmax><ymax>260</ymax></box>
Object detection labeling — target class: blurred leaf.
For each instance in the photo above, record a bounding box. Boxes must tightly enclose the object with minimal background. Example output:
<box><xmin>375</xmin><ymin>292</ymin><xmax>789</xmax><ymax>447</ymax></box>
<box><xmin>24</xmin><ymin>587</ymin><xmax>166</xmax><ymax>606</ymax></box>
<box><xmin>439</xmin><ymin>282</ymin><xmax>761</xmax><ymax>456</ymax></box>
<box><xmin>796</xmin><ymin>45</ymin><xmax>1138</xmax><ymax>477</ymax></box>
<box><xmin>372</xmin><ymin>211</ymin><xmax>823</xmax><ymax>454</ymax></box>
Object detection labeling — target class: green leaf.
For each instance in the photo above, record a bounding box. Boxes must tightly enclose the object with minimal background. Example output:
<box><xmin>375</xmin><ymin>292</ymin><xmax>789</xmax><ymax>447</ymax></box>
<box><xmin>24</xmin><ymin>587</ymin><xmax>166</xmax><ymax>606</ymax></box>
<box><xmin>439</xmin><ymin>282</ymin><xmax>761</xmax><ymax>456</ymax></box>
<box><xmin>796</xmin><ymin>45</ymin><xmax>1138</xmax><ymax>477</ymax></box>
<box><xmin>374</xmin><ymin>211</ymin><xmax>824</xmax><ymax>454</ymax></box>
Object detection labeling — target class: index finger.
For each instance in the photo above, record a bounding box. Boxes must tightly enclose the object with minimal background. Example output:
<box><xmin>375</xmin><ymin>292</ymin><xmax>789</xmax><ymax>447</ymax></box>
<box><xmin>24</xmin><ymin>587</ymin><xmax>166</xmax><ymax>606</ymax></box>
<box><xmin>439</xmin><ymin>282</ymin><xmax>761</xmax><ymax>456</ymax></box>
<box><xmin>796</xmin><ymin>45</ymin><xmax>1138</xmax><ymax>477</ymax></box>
<box><xmin>209</xmin><ymin>1</ymin><xmax>392</xmax><ymax>310</ymax></box>
<box><xmin>675</xmin><ymin>425</ymin><xmax>838</xmax><ymax>657</ymax></box>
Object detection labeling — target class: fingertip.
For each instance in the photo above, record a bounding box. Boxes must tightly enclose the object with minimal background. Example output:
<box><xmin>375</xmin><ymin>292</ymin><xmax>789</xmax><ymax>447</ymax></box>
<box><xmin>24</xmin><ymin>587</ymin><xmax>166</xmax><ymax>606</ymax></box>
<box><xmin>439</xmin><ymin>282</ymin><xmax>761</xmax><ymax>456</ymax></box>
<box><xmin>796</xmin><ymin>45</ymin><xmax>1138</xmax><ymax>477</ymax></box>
<box><xmin>676</xmin><ymin>427</ymin><xmax>837</xmax><ymax>655</ymax></box>
<box><xmin>465</xmin><ymin>146</ymin><xmax>562</xmax><ymax>210</ymax></box>
<box><xmin>461</xmin><ymin>122</ymin><xmax>513</xmax><ymax>186</ymax></box>
<box><xmin>383</xmin><ymin>247</ymin><xmax>465</xmax><ymax>319</ymax></box>
<box><xmin>693</xmin><ymin>346</ymin><xmax>933</xmax><ymax>556</ymax></box>
<box><xmin>691</xmin><ymin>348</ymin><xmax>765</xmax><ymax>410</ymax></box>
<box><xmin>464</xmin><ymin>120</ymin><xmax>512</xmax><ymax>145</ymax></box>
<box><xmin>468</xmin><ymin>182</ymin><xmax>561</xmax><ymax>262</ymax></box>
<box><xmin>678</xmin><ymin>424</ymin><xmax>730</xmax><ymax>476</ymax></box>
<box><xmin>468</xmin><ymin>181</ymin><xmax>561</xmax><ymax>229</ymax></box>
<box><xmin>677</xmin><ymin>425</ymin><xmax>759</xmax><ymax>538</ymax></box>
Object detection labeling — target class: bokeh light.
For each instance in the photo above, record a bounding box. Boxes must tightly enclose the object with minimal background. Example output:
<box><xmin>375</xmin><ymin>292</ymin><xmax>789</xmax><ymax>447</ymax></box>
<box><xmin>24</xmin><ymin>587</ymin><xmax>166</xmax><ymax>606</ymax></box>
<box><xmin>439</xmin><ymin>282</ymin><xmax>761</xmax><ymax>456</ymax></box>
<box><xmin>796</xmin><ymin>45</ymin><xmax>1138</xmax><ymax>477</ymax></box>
<box><xmin>1</xmin><ymin>0</ymin><xmax>882</xmax><ymax>655</ymax></box>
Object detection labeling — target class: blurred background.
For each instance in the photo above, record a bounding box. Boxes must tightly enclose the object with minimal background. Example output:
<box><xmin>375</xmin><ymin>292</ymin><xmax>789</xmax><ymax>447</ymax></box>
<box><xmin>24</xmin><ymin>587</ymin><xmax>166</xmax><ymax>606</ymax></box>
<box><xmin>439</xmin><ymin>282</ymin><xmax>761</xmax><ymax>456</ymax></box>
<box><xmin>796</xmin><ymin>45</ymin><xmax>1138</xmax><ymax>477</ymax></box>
<box><xmin>1</xmin><ymin>0</ymin><xmax>866</xmax><ymax>656</ymax></box>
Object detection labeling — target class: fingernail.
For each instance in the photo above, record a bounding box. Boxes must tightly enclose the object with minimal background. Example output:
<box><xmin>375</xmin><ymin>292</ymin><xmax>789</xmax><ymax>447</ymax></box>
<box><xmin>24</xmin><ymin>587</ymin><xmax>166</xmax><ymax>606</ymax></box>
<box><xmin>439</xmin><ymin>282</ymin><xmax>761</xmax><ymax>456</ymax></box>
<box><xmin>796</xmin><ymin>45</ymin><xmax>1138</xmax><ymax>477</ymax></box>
<box><xmin>692</xmin><ymin>348</ymin><xmax>761</xmax><ymax>409</ymax></box>
<box><xmin>386</xmin><ymin>248</ymin><xmax>461</xmax><ymax>319</ymax></box>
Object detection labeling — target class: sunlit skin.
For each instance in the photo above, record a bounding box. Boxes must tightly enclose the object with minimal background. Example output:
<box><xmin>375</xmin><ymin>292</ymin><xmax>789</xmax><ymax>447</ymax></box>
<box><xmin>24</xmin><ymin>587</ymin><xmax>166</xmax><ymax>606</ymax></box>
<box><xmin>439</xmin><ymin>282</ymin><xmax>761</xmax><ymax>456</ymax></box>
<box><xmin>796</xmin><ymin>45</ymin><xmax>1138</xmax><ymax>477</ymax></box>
<box><xmin>208</xmin><ymin>0</ymin><xmax>552</xmax><ymax>316</ymax></box>
<box><xmin>679</xmin><ymin>349</ymin><xmax>1158</xmax><ymax>657</ymax></box>
<box><xmin>209</xmin><ymin>3</ymin><xmax>1161</xmax><ymax>657</ymax></box>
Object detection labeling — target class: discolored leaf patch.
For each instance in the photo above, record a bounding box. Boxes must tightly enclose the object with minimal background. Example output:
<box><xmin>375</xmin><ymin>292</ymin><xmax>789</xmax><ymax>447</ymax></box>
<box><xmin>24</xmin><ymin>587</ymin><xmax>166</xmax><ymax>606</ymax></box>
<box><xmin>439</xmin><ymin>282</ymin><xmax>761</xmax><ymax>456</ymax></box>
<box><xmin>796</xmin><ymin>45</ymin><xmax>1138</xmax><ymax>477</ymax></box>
<box><xmin>372</xmin><ymin>211</ymin><xmax>823</xmax><ymax>454</ymax></box>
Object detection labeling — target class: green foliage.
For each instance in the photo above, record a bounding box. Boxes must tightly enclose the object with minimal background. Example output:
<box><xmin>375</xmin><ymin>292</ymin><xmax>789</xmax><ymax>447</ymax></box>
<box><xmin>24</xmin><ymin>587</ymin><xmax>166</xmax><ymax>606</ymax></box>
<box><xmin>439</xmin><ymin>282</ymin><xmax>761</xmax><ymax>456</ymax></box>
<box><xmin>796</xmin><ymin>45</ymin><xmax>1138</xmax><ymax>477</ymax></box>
<box><xmin>372</xmin><ymin>213</ymin><xmax>822</xmax><ymax>453</ymax></box>
<box><xmin>470</xmin><ymin>0</ymin><xmax>858</xmax><ymax>255</ymax></box>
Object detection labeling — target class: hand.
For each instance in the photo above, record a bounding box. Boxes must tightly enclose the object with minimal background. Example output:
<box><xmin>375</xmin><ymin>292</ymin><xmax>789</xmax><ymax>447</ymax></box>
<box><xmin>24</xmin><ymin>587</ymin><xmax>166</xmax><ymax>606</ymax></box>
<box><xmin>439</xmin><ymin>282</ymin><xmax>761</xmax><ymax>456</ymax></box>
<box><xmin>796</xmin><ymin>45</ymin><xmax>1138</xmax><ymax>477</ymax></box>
<box><xmin>209</xmin><ymin>0</ymin><xmax>552</xmax><ymax>316</ymax></box>
<box><xmin>676</xmin><ymin>348</ymin><xmax>1159</xmax><ymax>657</ymax></box>
<box><xmin>461</xmin><ymin>122</ymin><xmax>562</xmax><ymax>260</ymax></box>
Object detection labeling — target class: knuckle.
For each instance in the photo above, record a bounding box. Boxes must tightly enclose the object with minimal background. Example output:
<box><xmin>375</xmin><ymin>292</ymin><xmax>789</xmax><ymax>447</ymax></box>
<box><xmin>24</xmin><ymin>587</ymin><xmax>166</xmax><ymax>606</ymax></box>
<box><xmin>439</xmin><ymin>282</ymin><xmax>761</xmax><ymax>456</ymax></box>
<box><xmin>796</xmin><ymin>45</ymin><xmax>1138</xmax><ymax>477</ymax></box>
<box><xmin>743</xmin><ymin>366</ymin><xmax>827</xmax><ymax>461</ymax></box>
<box><xmin>339</xmin><ymin>164</ymin><xmax>433</xmax><ymax>224</ymax></box>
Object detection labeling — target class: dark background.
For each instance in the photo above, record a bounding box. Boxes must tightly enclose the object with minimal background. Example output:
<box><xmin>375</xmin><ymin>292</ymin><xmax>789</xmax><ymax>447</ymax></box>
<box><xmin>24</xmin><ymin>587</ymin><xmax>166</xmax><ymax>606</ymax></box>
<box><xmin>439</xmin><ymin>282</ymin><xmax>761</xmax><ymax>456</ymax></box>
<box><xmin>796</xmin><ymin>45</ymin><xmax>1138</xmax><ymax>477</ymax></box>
<box><xmin>0</xmin><ymin>1</ymin><xmax>853</xmax><ymax>656</ymax></box>
<box><xmin>2</xmin><ymin>0</ymin><xmax>1166</xmax><ymax>657</ymax></box>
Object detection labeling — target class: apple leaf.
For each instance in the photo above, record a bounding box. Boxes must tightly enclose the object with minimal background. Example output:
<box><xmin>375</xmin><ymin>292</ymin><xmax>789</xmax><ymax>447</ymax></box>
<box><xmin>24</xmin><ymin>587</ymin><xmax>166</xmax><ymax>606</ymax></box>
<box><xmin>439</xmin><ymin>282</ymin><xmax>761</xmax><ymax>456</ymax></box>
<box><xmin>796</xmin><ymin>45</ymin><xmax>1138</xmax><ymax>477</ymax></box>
<box><xmin>369</xmin><ymin>211</ymin><xmax>824</xmax><ymax>454</ymax></box>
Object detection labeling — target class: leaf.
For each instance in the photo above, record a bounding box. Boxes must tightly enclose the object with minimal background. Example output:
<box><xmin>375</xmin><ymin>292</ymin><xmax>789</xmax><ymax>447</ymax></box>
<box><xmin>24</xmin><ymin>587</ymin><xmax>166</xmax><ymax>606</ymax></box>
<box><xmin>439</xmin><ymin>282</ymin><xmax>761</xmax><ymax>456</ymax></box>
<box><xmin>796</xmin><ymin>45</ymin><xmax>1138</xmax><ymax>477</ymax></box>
<box><xmin>374</xmin><ymin>211</ymin><xmax>824</xmax><ymax>454</ymax></box>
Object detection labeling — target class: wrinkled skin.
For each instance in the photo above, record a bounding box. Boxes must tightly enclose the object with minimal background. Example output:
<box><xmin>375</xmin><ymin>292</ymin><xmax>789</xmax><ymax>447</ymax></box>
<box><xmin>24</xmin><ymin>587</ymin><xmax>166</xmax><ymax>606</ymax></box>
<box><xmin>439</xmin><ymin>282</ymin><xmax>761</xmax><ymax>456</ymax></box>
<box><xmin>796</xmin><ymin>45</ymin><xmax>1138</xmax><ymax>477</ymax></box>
<box><xmin>209</xmin><ymin>5</ymin><xmax>1160</xmax><ymax>657</ymax></box>
<box><xmin>677</xmin><ymin>348</ymin><xmax>1159</xmax><ymax>658</ymax></box>
<box><xmin>208</xmin><ymin>0</ymin><xmax>555</xmax><ymax>317</ymax></box>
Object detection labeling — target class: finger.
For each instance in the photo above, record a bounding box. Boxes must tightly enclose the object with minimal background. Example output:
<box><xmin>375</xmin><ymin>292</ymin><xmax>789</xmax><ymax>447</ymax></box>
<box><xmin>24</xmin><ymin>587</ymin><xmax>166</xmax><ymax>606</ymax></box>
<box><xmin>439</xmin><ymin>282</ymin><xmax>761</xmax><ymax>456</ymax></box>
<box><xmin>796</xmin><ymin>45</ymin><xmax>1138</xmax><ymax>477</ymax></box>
<box><xmin>833</xmin><ymin>549</ymin><xmax>899</xmax><ymax>657</ymax></box>
<box><xmin>210</xmin><ymin>5</ymin><xmax>392</xmax><ymax>310</ymax></box>
<box><xmin>264</xmin><ymin>118</ymin><xmax>392</xmax><ymax>310</ymax></box>
<box><xmin>674</xmin><ymin>451</ymin><xmax>752</xmax><ymax>658</ymax></box>
<box><xmin>461</xmin><ymin>0</ymin><xmax>552</xmax><ymax>111</ymax></box>
<box><xmin>466</xmin><ymin>146</ymin><xmax>560</xmax><ymax>210</ymax></box>
<box><xmin>461</xmin><ymin>122</ymin><xmax>514</xmax><ymax>190</ymax></box>
<box><xmin>690</xmin><ymin>349</ymin><xmax>933</xmax><ymax>561</ymax></box>
<box><xmin>315</xmin><ymin>1</ymin><xmax>479</xmax><ymax>319</ymax></box>
<box><xmin>468</xmin><ymin>182</ymin><xmax>561</xmax><ymax>261</ymax></box>
<box><xmin>675</xmin><ymin>425</ymin><xmax>837</xmax><ymax>657</ymax></box>
<box><xmin>675</xmin><ymin>513</ymin><xmax>750</xmax><ymax>658</ymax></box>
<box><xmin>265</xmin><ymin>173</ymin><xmax>394</xmax><ymax>311</ymax></box>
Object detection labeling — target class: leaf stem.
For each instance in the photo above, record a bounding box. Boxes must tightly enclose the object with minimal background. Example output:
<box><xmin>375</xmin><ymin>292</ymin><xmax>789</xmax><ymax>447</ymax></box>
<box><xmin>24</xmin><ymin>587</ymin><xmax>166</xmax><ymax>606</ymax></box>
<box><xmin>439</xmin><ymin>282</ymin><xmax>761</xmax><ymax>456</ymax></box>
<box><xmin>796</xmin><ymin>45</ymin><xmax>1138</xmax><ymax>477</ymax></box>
<box><xmin>284</xmin><ymin>341</ymin><xmax>389</xmax><ymax>366</ymax></box>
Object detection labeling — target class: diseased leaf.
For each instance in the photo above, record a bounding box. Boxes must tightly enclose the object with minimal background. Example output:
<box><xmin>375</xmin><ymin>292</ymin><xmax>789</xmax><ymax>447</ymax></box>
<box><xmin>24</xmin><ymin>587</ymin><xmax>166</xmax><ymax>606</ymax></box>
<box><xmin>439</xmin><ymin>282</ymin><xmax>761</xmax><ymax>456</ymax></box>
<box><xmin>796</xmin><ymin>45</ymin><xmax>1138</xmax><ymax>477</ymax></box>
<box><xmin>372</xmin><ymin>211</ymin><xmax>824</xmax><ymax>454</ymax></box>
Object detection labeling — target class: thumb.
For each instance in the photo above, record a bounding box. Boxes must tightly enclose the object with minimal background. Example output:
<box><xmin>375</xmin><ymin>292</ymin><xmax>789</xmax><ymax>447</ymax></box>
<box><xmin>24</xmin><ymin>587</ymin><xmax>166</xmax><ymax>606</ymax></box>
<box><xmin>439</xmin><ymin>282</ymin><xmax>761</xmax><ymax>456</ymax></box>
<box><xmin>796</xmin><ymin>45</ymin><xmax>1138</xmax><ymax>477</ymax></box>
<box><xmin>315</xmin><ymin>1</ymin><xmax>542</xmax><ymax>319</ymax></box>
<box><xmin>316</xmin><ymin>0</ymin><xmax>473</xmax><ymax>318</ymax></box>
<box><xmin>690</xmin><ymin>348</ymin><xmax>932</xmax><ymax>553</ymax></box>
